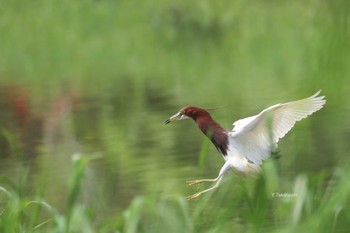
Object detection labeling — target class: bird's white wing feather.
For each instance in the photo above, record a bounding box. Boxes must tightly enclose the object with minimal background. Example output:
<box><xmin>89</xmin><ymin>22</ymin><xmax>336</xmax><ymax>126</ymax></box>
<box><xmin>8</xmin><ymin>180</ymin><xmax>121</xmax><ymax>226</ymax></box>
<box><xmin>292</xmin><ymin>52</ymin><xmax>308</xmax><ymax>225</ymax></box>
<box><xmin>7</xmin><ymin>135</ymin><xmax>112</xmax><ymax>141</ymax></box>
<box><xmin>228</xmin><ymin>91</ymin><xmax>326</xmax><ymax>165</ymax></box>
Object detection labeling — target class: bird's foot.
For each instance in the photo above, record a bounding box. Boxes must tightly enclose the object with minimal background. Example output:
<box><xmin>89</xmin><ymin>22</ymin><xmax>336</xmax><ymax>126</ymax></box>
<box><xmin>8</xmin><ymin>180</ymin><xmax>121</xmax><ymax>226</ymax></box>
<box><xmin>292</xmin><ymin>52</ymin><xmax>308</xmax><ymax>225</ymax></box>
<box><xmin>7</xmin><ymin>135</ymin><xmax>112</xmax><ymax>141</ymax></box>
<box><xmin>186</xmin><ymin>181</ymin><xmax>220</xmax><ymax>200</ymax></box>
<box><xmin>186</xmin><ymin>192</ymin><xmax>202</xmax><ymax>200</ymax></box>
<box><xmin>186</xmin><ymin>180</ymin><xmax>203</xmax><ymax>186</ymax></box>
<box><xmin>186</xmin><ymin>178</ymin><xmax>217</xmax><ymax>186</ymax></box>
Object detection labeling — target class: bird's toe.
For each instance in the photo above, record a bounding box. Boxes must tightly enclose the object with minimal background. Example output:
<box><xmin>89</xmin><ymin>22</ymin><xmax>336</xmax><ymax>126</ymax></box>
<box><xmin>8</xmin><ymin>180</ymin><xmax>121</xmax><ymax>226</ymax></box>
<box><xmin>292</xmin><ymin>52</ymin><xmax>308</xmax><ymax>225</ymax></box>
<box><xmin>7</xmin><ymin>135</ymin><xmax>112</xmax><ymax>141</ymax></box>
<box><xmin>186</xmin><ymin>180</ymin><xmax>200</xmax><ymax>186</ymax></box>
<box><xmin>186</xmin><ymin>193</ymin><xmax>201</xmax><ymax>200</ymax></box>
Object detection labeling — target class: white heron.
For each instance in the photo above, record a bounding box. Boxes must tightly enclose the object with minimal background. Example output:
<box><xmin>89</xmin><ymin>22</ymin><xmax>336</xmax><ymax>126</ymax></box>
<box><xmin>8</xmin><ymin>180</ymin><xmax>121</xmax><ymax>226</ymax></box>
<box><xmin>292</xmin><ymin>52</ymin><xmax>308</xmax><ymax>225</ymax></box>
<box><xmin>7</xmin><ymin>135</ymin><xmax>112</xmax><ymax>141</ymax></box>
<box><xmin>164</xmin><ymin>91</ymin><xmax>326</xmax><ymax>200</ymax></box>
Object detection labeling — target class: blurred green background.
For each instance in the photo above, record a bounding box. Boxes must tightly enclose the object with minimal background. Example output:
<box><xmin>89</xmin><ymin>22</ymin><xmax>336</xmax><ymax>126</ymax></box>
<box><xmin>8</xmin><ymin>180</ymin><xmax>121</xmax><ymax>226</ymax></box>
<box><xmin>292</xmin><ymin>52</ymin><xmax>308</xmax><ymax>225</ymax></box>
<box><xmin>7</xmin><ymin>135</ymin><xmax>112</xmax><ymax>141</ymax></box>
<box><xmin>0</xmin><ymin>0</ymin><xmax>349</xmax><ymax>232</ymax></box>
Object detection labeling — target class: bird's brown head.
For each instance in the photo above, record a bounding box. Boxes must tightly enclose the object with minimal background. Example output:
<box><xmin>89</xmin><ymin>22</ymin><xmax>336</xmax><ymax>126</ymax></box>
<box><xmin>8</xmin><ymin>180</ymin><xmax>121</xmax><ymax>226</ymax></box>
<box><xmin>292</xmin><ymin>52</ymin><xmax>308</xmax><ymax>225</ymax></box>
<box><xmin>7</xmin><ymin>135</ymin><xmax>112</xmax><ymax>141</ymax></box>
<box><xmin>164</xmin><ymin>105</ymin><xmax>228</xmax><ymax>155</ymax></box>
<box><xmin>164</xmin><ymin>106</ymin><xmax>223</xmax><ymax>124</ymax></box>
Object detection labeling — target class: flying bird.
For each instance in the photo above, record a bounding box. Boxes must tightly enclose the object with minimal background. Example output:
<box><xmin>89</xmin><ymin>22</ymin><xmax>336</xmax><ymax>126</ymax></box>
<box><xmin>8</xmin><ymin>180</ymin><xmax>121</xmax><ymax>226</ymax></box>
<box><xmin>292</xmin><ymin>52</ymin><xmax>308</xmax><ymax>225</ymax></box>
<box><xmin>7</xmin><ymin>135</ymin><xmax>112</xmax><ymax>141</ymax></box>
<box><xmin>164</xmin><ymin>91</ymin><xmax>326</xmax><ymax>200</ymax></box>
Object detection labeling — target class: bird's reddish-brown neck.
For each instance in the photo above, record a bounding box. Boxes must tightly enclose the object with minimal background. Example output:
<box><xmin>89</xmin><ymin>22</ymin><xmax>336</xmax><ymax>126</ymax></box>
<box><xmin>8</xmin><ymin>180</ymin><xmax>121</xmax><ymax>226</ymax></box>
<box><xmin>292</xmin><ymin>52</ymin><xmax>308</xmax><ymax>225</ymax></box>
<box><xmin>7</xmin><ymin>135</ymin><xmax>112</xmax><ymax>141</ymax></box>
<box><xmin>193</xmin><ymin>112</ymin><xmax>229</xmax><ymax>156</ymax></box>
<box><xmin>195</xmin><ymin>114</ymin><xmax>218</xmax><ymax>134</ymax></box>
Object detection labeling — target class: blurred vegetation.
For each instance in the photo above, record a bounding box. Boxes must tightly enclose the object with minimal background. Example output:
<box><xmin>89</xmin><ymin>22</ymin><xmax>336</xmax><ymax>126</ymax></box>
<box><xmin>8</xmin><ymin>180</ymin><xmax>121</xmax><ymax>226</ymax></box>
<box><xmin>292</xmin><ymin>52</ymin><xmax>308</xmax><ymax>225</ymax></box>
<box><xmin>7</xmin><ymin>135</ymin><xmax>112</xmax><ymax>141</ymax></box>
<box><xmin>1</xmin><ymin>156</ymin><xmax>350</xmax><ymax>232</ymax></box>
<box><xmin>0</xmin><ymin>0</ymin><xmax>349</xmax><ymax>232</ymax></box>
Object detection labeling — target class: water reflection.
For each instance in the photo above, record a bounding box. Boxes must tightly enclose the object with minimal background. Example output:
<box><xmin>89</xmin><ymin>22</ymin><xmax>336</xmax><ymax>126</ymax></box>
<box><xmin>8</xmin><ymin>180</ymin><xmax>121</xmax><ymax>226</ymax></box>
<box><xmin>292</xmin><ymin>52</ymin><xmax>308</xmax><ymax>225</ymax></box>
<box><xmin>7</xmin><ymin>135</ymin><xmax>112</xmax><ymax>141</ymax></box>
<box><xmin>0</xmin><ymin>83</ymin><xmax>41</xmax><ymax>158</ymax></box>
<box><xmin>0</xmin><ymin>81</ymin><xmax>203</xmax><ymax>215</ymax></box>
<box><xmin>0</xmin><ymin>83</ymin><xmax>83</xmax><ymax>209</ymax></box>
<box><xmin>0</xmin><ymin>81</ymin><xmax>348</xmax><ymax>218</ymax></box>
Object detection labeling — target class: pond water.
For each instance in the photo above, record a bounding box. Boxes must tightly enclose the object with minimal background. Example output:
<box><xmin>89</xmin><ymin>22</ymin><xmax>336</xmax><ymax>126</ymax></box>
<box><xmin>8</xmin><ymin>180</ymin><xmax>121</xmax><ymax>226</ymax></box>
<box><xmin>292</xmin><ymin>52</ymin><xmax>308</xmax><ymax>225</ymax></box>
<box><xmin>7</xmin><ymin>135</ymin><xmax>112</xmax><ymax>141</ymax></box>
<box><xmin>0</xmin><ymin>81</ymin><xmax>215</xmax><ymax>215</ymax></box>
<box><xmin>0</xmin><ymin>81</ymin><xmax>349</xmax><ymax>219</ymax></box>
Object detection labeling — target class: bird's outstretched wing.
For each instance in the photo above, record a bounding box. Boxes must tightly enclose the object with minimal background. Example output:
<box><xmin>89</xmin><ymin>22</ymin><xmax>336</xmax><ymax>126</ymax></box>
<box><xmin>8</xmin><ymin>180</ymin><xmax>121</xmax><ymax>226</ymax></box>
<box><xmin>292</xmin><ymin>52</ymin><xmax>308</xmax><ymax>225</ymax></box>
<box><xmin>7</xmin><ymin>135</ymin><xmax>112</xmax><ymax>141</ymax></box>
<box><xmin>228</xmin><ymin>91</ymin><xmax>326</xmax><ymax>165</ymax></box>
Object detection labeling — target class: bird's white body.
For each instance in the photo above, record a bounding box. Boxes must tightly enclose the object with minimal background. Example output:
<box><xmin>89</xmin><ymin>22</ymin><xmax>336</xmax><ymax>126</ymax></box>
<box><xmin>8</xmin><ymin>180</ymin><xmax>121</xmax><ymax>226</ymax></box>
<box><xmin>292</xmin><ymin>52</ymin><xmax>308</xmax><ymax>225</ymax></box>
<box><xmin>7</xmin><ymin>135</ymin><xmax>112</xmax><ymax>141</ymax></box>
<box><xmin>224</xmin><ymin>91</ymin><xmax>325</xmax><ymax>175</ymax></box>
<box><xmin>186</xmin><ymin>91</ymin><xmax>326</xmax><ymax>199</ymax></box>
<box><xmin>223</xmin><ymin>151</ymin><xmax>261</xmax><ymax>176</ymax></box>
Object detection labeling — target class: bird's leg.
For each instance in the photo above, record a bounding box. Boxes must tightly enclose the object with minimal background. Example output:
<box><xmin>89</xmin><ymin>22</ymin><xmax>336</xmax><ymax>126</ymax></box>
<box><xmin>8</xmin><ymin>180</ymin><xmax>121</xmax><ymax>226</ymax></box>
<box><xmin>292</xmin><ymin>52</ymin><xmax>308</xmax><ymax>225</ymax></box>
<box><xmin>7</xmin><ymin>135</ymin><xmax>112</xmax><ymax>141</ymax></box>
<box><xmin>186</xmin><ymin>177</ymin><xmax>219</xmax><ymax>186</ymax></box>
<box><xmin>186</xmin><ymin>176</ymin><xmax>223</xmax><ymax>200</ymax></box>
<box><xmin>186</xmin><ymin>160</ymin><xmax>232</xmax><ymax>200</ymax></box>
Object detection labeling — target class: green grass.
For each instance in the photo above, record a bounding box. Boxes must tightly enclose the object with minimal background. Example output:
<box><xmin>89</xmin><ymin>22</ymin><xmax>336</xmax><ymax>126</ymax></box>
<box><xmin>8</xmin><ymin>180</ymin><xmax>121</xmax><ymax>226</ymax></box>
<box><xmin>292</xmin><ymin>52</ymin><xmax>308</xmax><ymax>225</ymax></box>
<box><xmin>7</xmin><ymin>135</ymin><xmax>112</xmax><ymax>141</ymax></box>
<box><xmin>0</xmin><ymin>154</ymin><xmax>92</xmax><ymax>233</ymax></box>
<box><xmin>0</xmin><ymin>0</ymin><xmax>348</xmax><ymax>95</ymax></box>
<box><xmin>1</xmin><ymin>155</ymin><xmax>350</xmax><ymax>233</ymax></box>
